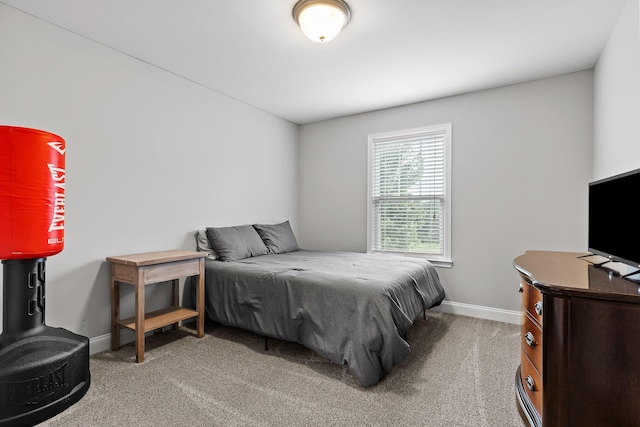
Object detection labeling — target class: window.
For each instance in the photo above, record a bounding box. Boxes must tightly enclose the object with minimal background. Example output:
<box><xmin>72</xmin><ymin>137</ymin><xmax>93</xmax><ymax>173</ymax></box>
<box><xmin>367</xmin><ymin>124</ymin><xmax>452</xmax><ymax>266</ymax></box>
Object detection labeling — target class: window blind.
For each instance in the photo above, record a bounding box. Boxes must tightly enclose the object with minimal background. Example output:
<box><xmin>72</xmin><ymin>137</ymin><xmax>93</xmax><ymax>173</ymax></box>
<box><xmin>370</xmin><ymin>129</ymin><xmax>446</xmax><ymax>255</ymax></box>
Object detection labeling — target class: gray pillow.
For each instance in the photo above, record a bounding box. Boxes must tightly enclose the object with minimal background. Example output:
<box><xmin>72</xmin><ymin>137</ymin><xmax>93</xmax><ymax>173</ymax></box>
<box><xmin>253</xmin><ymin>221</ymin><xmax>299</xmax><ymax>254</ymax></box>
<box><xmin>194</xmin><ymin>230</ymin><xmax>216</xmax><ymax>260</ymax></box>
<box><xmin>206</xmin><ymin>225</ymin><xmax>269</xmax><ymax>262</ymax></box>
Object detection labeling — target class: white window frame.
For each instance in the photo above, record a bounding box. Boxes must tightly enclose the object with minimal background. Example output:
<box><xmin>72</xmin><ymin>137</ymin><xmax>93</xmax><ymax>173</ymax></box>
<box><xmin>367</xmin><ymin>123</ymin><xmax>452</xmax><ymax>267</ymax></box>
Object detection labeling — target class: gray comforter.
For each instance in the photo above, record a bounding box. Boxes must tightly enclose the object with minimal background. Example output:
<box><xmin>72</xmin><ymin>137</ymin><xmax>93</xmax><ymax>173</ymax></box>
<box><xmin>201</xmin><ymin>250</ymin><xmax>445</xmax><ymax>387</ymax></box>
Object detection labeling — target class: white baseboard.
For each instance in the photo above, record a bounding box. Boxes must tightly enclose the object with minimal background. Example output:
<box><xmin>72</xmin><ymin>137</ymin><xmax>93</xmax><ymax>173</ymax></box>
<box><xmin>89</xmin><ymin>329</ymin><xmax>134</xmax><ymax>355</ymax></box>
<box><xmin>90</xmin><ymin>302</ymin><xmax>519</xmax><ymax>354</ymax></box>
<box><xmin>431</xmin><ymin>300</ymin><xmax>520</xmax><ymax>324</ymax></box>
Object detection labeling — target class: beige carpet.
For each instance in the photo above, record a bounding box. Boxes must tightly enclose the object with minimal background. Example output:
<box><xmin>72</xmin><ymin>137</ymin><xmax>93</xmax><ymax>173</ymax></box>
<box><xmin>39</xmin><ymin>312</ymin><xmax>525</xmax><ymax>426</ymax></box>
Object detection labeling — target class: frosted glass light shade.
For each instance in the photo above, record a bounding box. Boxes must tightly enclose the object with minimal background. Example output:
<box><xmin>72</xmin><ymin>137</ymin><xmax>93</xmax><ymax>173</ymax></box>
<box><xmin>293</xmin><ymin>0</ymin><xmax>351</xmax><ymax>43</ymax></box>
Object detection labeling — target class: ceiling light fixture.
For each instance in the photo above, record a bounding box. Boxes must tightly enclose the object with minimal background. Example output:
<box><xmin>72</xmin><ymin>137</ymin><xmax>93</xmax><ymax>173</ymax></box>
<box><xmin>293</xmin><ymin>0</ymin><xmax>351</xmax><ymax>43</ymax></box>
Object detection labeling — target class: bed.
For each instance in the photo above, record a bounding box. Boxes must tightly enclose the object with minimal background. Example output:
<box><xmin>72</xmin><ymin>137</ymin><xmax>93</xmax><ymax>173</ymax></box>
<box><xmin>191</xmin><ymin>222</ymin><xmax>445</xmax><ymax>387</ymax></box>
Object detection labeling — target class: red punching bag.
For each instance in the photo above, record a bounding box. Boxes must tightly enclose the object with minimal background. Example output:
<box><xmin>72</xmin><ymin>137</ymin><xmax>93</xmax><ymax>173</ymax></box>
<box><xmin>0</xmin><ymin>126</ymin><xmax>66</xmax><ymax>260</ymax></box>
<box><xmin>0</xmin><ymin>126</ymin><xmax>90</xmax><ymax>427</ymax></box>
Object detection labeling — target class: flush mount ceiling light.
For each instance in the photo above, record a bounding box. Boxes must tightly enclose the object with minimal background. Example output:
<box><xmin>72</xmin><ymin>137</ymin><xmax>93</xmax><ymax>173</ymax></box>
<box><xmin>293</xmin><ymin>0</ymin><xmax>351</xmax><ymax>43</ymax></box>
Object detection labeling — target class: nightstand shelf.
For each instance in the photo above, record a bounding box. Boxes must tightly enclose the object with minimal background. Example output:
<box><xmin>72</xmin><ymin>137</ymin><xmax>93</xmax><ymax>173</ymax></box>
<box><xmin>116</xmin><ymin>306</ymin><xmax>199</xmax><ymax>332</ymax></box>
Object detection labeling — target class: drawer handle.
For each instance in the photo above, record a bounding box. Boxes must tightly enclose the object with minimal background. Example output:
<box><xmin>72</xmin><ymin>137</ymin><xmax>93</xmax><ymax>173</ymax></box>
<box><xmin>534</xmin><ymin>301</ymin><xmax>543</xmax><ymax>316</ymax></box>
<box><xmin>525</xmin><ymin>375</ymin><xmax>536</xmax><ymax>391</ymax></box>
<box><xmin>525</xmin><ymin>331</ymin><xmax>536</xmax><ymax>347</ymax></box>
<box><xmin>518</xmin><ymin>283</ymin><xmax>523</xmax><ymax>293</ymax></box>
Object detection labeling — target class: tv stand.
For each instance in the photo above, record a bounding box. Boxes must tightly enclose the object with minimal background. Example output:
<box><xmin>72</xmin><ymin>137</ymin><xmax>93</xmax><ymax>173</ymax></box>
<box><xmin>600</xmin><ymin>260</ymin><xmax>640</xmax><ymax>277</ymax></box>
<box><xmin>578</xmin><ymin>253</ymin><xmax>609</xmax><ymax>265</ymax></box>
<box><xmin>514</xmin><ymin>251</ymin><xmax>640</xmax><ymax>426</ymax></box>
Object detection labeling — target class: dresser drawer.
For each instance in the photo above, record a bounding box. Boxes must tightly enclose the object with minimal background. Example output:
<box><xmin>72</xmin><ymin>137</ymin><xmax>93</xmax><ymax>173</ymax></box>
<box><xmin>521</xmin><ymin>347</ymin><xmax>543</xmax><ymax>417</ymax></box>
<box><xmin>521</xmin><ymin>311</ymin><xmax>542</xmax><ymax>374</ymax></box>
<box><xmin>521</xmin><ymin>281</ymin><xmax>543</xmax><ymax>325</ymax></box>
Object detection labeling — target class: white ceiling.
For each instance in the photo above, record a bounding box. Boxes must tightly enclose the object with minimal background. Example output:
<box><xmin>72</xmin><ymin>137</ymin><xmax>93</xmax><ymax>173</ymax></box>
<box><xmin>0</xmin><ymin>0</ymin><xmax>628</xmax><ymax>124</ymax></box>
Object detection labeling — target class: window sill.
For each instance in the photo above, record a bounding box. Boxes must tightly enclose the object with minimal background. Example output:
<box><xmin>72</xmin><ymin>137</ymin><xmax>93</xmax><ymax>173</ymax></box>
<box><xmin>429</xmin><ymin>260</ymin><xmax>453</xmax><ymax>268</ymax></box>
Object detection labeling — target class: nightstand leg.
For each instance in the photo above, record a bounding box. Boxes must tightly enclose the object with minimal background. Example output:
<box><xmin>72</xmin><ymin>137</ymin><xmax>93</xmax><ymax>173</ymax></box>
<box><xmin>135</xmin><ymin>269</ymin><xmax>145</xmax><ymax>363</ymax></box>
<box><xmin>111</xmin><ymin>265</ymin><xmax>120</xmax><ymax>351</ymax></box>
<box><xmin>196</xmin><ymin>259</ymin><xmax>204</xmax><ymax>338</ymax></box>
<box><xmin>171</xmin><ymin>278</ymin><xmax>179</xmax><ymax>330</ymax></box>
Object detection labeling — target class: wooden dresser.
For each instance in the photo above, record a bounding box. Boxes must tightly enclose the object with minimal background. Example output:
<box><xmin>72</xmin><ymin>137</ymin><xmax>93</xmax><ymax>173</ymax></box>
<box><xmin>514</xmin><ymin>250</ymin><xmax>640</xmax><ymax>427</ymax></box>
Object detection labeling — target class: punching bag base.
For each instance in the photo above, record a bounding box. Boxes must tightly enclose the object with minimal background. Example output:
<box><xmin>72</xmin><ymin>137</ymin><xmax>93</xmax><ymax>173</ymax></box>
<box><xmin>0</xmin><ymin>326</ymin><xmax>91</xmax><ymax>426</ymax></box>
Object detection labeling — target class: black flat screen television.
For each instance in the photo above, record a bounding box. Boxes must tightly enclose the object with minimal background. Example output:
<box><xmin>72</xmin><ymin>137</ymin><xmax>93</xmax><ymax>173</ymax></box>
<box><xmin>588</xmin><ymin>167</ymin><xmax>640</xmax><ymax>268</ymax></box>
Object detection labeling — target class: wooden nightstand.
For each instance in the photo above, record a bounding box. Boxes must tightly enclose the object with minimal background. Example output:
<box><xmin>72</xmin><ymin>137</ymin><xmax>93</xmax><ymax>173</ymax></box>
<box><xmin>107</xmin><ymin>250</ymin><xmax>206</xmax><ymax>362</ymax></box>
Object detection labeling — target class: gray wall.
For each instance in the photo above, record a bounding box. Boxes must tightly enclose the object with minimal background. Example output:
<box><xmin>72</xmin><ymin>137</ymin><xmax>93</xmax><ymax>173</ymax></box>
<box><xmin>0</xmin><ymin>5</ymin><xmax>298</xmax><ymax>344</ymax></box>
<box><xmin>594</xmin><ymin>0</ymin><xmax>640</xmax><ymax>180</ymax></box>
<box><xmin>298</xmin><ymin>72</ymin><xmax>594</xmax><ymax>314</ymax></box>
